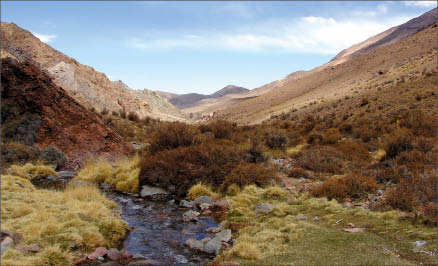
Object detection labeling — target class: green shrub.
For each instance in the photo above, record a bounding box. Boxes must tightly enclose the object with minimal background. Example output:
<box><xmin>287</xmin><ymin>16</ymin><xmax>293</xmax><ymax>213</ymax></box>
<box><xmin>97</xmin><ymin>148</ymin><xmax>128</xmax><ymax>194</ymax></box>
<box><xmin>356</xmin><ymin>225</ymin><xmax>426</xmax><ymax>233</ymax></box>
<box><xmin>2</xmin><ymin>113</ymin><xmax>41</xmax><ymax>145</ymax></box>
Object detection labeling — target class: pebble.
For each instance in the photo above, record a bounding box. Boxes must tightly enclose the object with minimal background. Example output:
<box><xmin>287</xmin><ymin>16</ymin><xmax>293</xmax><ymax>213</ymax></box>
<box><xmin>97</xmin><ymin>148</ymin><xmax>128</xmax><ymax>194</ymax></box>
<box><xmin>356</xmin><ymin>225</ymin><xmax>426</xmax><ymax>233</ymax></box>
<box><xmin>413</xmin><ymin>240</ymin><xmax>427</xmax><ymax>247</ymax></box>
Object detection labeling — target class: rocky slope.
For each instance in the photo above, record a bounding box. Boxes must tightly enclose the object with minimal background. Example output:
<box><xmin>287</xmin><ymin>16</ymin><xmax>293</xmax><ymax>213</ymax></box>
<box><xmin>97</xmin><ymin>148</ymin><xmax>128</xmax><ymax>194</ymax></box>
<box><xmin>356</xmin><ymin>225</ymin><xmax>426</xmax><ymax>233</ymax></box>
<box><xmin>0</xmin><ymin>22</ymin><xmax>185</xmax><ymax>121</ymax></box>
<box><xmin>1</xmin><ymin>57</ymin><xmax>134</xmax><ymax>168</ymax></box>
<box><xmin>215</xmin><ymin>8</ymin><xmax>438</xmax><ymax>124</ymax></box>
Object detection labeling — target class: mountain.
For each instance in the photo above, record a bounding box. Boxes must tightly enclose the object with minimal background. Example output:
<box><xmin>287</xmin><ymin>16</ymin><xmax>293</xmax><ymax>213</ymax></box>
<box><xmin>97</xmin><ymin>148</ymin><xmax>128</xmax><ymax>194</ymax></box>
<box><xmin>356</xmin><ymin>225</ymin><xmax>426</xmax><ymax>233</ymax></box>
<box><xmin>1</xmin><ymin>57</ymin><xmax>134</xmax><ymax>168</ymax></box>
<box><xmin>0</xmin><ymin>22</ymin><xmax>186</xmax><ymax>121</ymax></box>
<box><xmin>215</xmin><ymin>8</ymin><xmax>438</xmax><ymax>124</ymax></box>
<box><xmin>165</xmin><ymin>85</ymin><xmax>249</xmax><ymax>110</ymax></box>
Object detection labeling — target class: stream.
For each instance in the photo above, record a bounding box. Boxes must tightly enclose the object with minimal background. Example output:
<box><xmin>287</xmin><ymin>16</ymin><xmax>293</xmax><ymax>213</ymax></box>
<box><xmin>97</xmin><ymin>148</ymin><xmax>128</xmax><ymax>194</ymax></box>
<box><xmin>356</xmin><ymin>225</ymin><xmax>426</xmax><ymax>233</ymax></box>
<box><xmin>33</xmin><ymin>178</ymin><xmax>218</xmax><ymax>266</ymax></box>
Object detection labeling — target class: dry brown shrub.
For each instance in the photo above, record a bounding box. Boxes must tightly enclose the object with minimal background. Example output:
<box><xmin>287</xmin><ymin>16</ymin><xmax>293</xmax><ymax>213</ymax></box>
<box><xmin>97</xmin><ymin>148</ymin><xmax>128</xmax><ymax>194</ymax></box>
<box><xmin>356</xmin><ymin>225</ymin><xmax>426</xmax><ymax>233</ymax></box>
<box><xmin>293</xmin><ymin>146</ymin><xmax>344</xmax><ymax>174</ymax></box>
<box><xmin>312</xmin><ymin>174</ymin><xmax>379</xmax><ymax>201</ymax></box>
<box><xmin>263</xmin><ymin>128</ymin><xmax>288</xmax><ymax>151</ymax></box>
<box><xmin>384</xmin><ymin>128</ymin><xmax>413</xmax><ymax>158</ymax></box>
<box><xmin>335</xmin><ymin>142</ymin><xmax>371</xmax><ymax>163</ymax></box>
<box><xmin>399</xmin><ymin>110</ymin><xmax>435</xmax><ymax>137</ymax></box>
<box><xmin>322</xmin><ymin>128</ymin><xmax>342</xmax><ymax>144</ymax></box>
<box><xmin>139</xmin><ymin>143</ymin><xmax>244</xmax><ymax>197</ymax></box>
<box><xmin>221</xmin><ymin>163</ymin><xmax>278</xmax><ymax>191</ymax></box>
<box><xmin>150</xmin><ymin>122</ymin><xmax>199</xmax><ymax>152</ymax></box>
<box><xmin>288</xmin><ymin>168</ymin><xmax>312</xmax><ymax>179</ymax></box>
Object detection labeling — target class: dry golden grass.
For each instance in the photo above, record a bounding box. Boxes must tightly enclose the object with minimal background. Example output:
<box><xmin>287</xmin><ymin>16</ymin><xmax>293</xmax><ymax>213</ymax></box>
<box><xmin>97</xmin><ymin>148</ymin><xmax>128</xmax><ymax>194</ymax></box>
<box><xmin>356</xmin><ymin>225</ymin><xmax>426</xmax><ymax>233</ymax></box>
<box><xmin>74</xmin><ymin>155</ymin><xmax>140</xmax><ymax>193</ymax></box>
<box><xmin>1</xmin><ymin>174</ymin><xmax>129</xmax><ymax>266</ymax></box>
<box><xmin>187</xmin><ymin>183</ymin><xmax>218</xmax><ymax>200</ymax></box>
<box><xmin>6</xmin><ymin>163</ymin><xmax>58</xmax><ymax>179</ymax></box>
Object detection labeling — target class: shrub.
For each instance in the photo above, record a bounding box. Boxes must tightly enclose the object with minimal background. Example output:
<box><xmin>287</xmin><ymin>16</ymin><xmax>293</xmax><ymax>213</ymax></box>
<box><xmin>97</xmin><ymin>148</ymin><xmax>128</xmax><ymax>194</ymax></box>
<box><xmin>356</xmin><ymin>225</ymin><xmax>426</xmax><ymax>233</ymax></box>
<box><xmin>221</xmin><ymin>163</ymin><xmax>278</xmax><ymax>191</ymax></box>
<box><xmin>204</xmin><ymin>120</ymin><xmax>235</xmax><ymax>139</ymax></box>
<box><xmin>1</xmin><ymin>142</ymin><xmax>41</xmax><ymax>165</ymax></box>
<box><xmin>399</xmin><ymin>111</ymin><xmax>435</xmax><ymax>137</ymax></box>
<box><xmin>1</xmin><ymin>99</ymin><xmax>20</xmax><ymax>124</ymax></box>
<box><xmin>288</xmin><ymin>168</ymin><xmax>312</xmax><ymax>179</ymax></box>
<box><xmin>263</xmin><ymin>128</ymin><xmax>288</xmax><ymax>151</ymax></box>
<box><xmin>150</xmin><ymin>122</ymin><xmax>199</xmax><ymax>152</ymax></box>
<box><xmin>40</xmin><ymin>146</ymin><xmax>67</xmax><ymax>169</ymax></box>
<box><xmin>246</xmin><ymin>139</ymin><xmax>266</xmax><ymax>163</ymax></box>
<box><xmin>140</xmin><ymin>143</ymin><xmax>244</xmax><ymax>197</ymax></box>
<box><xmin>112</xmin><ymin>110</ymin><xmax>119</xmax><ymax>116</ymax></box>
<box><xmin>307</xmin><ymin>134</ymin><xmax>323</xmax><ymax>145</ymax></box>
<box><xmin>322</xmin><ymin>128</ymin><xmax>342</xmax><ymax>144</ymax></box>
<box><xmin>293</xmin><ymin>146</ymin><xmax>344</xmax><ymax>174</ymax></box>
<box><xmin>101</xmin><ymin>108</ymin><xmax>109</xmax><ymax>115</ymax></box>
<box><xmin>312</xmin><ymin>174</ymin><xmax>379</xmax><ymax>201</ymax></box>
<box><xmin>2</xmin><ymin>113</ymin><xmax>41</xmax><ymax>145</ymax></box>
<box><xmin>128</xmin><ymin>111</ymin><xmax>140</xmax><ymax>122</ymax></box>
<box><xmin>119</xmin><ymin>109</ymin><xmax>127</xmax><ymax>119</ymax></box>
<box><xmin>384</xmin><ymin>129</ymin><xmax>413</xmax><ymax>158</ymax></box>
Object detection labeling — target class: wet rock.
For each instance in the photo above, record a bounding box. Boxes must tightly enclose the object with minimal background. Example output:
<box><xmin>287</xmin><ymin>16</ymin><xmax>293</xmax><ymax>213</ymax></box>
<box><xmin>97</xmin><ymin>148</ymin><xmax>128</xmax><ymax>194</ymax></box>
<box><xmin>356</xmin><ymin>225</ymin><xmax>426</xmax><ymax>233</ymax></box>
<box><xmin>296</xmin><ymin>215</ymin><xmax>307</xmax><ymax>221</ymax></box>
<box><xmin>343</xmin><ymin>228</ymin><xmax>365</xmax><ymax>233</ymax></box>
<box><xmin>69</xmin><ymin>179</ymin><xmax>90</xmax><ymax>187</ymax></box>
<box><xmin>201</xmin><ymin>237</ymin><xmax>211</xmax><ymax>244</ymax></box>
<box><xmin>57</xmin><ymin>170</ymin><xmax>76</xmax><ymax>179</ymax></box>
<box><xmin>207</xmin><ymin>226</ymin><xmax>223</xmax><ymax>234</ymax></box>
<box><xmin>199</xmin><ymin>203</ymin><xmax>211</xmax><ymax>211</ymax></box>
<box><xmin>15</xmin><ymin>243</ymin><xmax>40</xmax><ymax>253</ymax></box>
<box><xmin>185</xmin><ymin>238</ymin><xmax>204</xmax><ymax>251</ymax></box>
<box><xmin>202</xmin><ymin>210</ymin><xmax>213</xmax><ymax>215</ymax></box>
<box><xmin>122</xmin><ymin>251</ymin><xmax>133</xmax><ymax>260</ymax></box>
<box><xmin>183</xmin><ymin>210</ymin><xmax>200</xmax><ymax>222</ymax></box>
<box><xmin>0</xmin><ymin>237</ymin><xmax>14</xmax><ymax>254</ymax></box>
<box><xmin>174</xmin><ymin>254</ymin><xmax>188</xmax><ymax>264</ymax></box>
<box><xmin>47</xmin><ymin>174</ymin><xmax>57</xmax><ymax>181</ymax></box>
<box><xmin>107</xmin><ymin>248</ymin><xmax>124</xmax><ymax>261</ymax></box>
<box><xmin>140</xmin><ymin>185</ymin><xmax>170</xmax><ymax>201</ymax></box>
<box><xmin>215</xmin><ymin>229</ymin><xmax>232</xmax><ymax>243</ymax></box>
<box><xmin>179</xmin><ymin>200</ymin><xmax>194</xmax><ymax>208</ymax></box>
<box><xmin>213</xmin><ymin>200</ymin><xmax>230</xmax><ymax>210</ymax></box>
<box><xmin>194</xmin><ymin>196</ymin><xmax>214</xmax><ymax>208</ymax></box>
<box><xmin>127</xmin><ymin>259</ymin><xmax>162</xmax><ymax>266</ymax></box>
<box><xmin>88</xmin><ymin>247</ymin><xmax>107</xmax><ymax>260</ymax></box>
<box><xmin>204</xmin><ymin>238</ymin><xmax>222</xmax><ymax>255</ymax></box>
<box><xmin>101</xmin><ymin>262</ymin><xmax>123</xmax><ymax>266</ymax></box>
<box><xmin>132</xmin><ymin>253</ymin><xmax>146</xmax><ymax>259</ymax></box>
<box><xmin>254</xmin><ymin>203</ymin><xmax>274</xmax><ymax>215</ymax></box>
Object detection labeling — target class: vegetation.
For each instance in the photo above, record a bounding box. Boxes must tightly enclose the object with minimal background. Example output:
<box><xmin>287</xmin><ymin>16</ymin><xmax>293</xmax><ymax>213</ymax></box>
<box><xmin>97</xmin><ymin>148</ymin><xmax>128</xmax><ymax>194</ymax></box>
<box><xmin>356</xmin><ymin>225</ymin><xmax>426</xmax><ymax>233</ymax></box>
<box><xmin>1</xmin><ymin>174</ymin><xmax>129</xmax><ymax>266</ymax></box>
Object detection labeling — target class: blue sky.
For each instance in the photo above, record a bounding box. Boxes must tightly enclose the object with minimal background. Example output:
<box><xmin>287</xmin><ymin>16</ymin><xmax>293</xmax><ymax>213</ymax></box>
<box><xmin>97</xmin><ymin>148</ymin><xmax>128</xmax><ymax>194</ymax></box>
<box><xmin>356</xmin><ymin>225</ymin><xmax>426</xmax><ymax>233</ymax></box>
<box><xmin>1</xmin><ymin>1</ymin><xmax>436</xmax><ymax>94</ymax></box>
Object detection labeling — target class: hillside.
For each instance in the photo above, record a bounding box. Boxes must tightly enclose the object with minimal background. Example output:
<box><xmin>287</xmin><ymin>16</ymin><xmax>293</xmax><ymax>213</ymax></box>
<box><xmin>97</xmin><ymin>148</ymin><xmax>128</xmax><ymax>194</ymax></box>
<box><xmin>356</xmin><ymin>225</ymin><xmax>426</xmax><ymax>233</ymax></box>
<box><xmin>1</xmin><ymin>57</ymin><xmax>134</xmax><ymax>168</ymax></box>
<box><xmin>0</xmin><ymin>22</ymin><xmax>186</xmax><ymax>121</ymax></box>
<box><xmin>216</xmin><ymin>9</ymin><xmax>438</xmax><ymax>124</ymax></box>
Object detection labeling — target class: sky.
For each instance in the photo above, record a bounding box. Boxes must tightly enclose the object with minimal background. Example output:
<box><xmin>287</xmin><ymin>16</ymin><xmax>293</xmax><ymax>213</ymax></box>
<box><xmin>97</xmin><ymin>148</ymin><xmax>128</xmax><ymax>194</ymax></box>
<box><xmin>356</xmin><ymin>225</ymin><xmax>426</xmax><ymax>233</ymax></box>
<box><xmin>1</xmin><ymin>1</ymin><xmax>436</xmax><ymax>94</ymax></box>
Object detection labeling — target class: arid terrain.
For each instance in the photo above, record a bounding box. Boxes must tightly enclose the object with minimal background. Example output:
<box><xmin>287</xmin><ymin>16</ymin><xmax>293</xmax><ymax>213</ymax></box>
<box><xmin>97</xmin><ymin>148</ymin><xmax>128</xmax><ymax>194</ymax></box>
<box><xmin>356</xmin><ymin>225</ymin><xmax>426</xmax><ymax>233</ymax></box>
<box><xmin>1</xmin><ymin>6</ymin><xmax>437</xmax><ymax>266</ymax></box>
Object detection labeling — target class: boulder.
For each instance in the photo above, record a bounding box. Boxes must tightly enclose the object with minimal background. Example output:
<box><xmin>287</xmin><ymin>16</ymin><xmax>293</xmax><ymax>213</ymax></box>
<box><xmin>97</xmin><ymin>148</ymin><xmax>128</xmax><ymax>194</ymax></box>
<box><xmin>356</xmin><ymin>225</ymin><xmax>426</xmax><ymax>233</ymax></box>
<box><xmin>296</xmin><ymin>215</ymin><xmax>307</xmax><ymax>221</ymax></box>
<box><xmin>1</xmin><ymin>230</ymin><xmax>22</xmax><ymax>244</ymax></box>
<box><xmin>185</xmin><ymin>238</ymin><xmax>204</xmax><ymax>251</ymax></box>
<box><xmin>107</xmin><ymin>248</ymin><xmax>124</xmax><ymax>261</ymax></box>
<box><xmin>179</xmin><ymin>200</ymin><xmax>194</xmax><ymax>208</ymax></box>
<box><xmin>215</xmin><ymin>229</ymin><xmax>232</xmax><ymax>243</ymax></box>
<box><xmin>0</xmin><ymin>237</ymin><xmax>14</xmax><ymax>255</ymax></box>
<box><xmin>254</xmin><ymin>203</ymin><xmax>274</xmax><ymax>215</ymax></box>
<box><xmin>140</xmin><ymin>185</ymin><xmax>170</xmax><ymax>201</ymax></box>
<box><xmin>88</xmin><ymin>247</ymin><xmax>107</xmax><ymax>260</ymax></box>
<box><xmin>194</xmin><ymin>196</ymin><xmax>214</xmax><ymax>207</ymax></box>
<box><xmin>57</xmin><ymin>170</ymin><xmax>76</xmax><ymax>179</ymax></box>
<box><xmin>204</xmin><ymin>238</ymin><xmax>222</xmax><ymax>255</ymax></box>
<box><xmin>183</xmin><ymin>210</ymin><xmax>200</xmax><ymax>222</ymax></box>
<box><xmin>199</xmin><ymin>203</ymin><xmax>211</xmax><ymax>211</ymax></box>
<box><xmin>207</xmin><ymin>226</ymin><xmax>223</xmax><ymax>234</ymax></box>
<box><xmin>342</xmin><ymin>228</ymin><xmax>365</xmax><ymax>233</ymax></box>
<box><xmin>212</xmin><ymin>200</ymin><xmax>229</xmax><ymax>210</ymax></box>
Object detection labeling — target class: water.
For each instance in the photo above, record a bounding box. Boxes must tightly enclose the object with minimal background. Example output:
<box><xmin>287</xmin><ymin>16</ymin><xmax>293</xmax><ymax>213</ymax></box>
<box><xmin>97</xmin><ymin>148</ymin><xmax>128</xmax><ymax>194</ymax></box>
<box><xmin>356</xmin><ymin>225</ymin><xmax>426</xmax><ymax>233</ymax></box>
<box><xmin>32</xmin><ymin>178</ymin><xmax>218</xmax><ymax>265</ymax></box>
<box><xmin>106</xmin><ymin>191</ymin><xmax>218</xmax><ymax>266</ymax></box>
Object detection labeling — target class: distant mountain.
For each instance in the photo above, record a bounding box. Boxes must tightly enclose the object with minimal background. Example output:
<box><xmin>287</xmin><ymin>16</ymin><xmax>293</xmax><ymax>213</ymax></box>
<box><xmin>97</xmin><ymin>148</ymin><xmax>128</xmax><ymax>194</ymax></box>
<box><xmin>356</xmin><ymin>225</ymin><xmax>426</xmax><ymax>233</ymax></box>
<box><xmin>0</xmin><ymin>22</ymin><xmax>186</xmax><ymax>121</ymax></box>
<box><xmin>165</xmin><ymin>85</ymin><xmax>248</xmax><ymax>109</ymax></box>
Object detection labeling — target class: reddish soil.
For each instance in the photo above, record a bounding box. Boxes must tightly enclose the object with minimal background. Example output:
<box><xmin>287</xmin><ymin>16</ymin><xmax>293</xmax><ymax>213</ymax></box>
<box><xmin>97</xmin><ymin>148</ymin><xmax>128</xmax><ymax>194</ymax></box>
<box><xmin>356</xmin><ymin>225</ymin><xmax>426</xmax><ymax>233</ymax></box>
<box><xmin>1</xmin><ymin>58</ymin><xmax>134</xmax><ymax>168</ymax></box>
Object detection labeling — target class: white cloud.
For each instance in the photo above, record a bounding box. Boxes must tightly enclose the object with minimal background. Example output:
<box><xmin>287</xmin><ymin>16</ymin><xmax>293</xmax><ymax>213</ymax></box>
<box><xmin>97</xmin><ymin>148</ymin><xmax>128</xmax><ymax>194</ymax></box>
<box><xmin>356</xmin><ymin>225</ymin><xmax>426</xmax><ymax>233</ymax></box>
<box><xmin>32</xmin><ymin>32</ymin><xmax>56</xmax><ymax>43</ymax></box>
<box><xmin>126</xmin><ymin>15</ymin><xmax>413</xmax><ymax>55</ymax></box>
<box><xmin>352</xmin><ymin>4</ymin><xmax>388</xmax><ymax>17</ymax></box>
<box><xmin>404</xmin><ymin>1</ymin><xmax>437</xmax><ymax>8</ymax></box>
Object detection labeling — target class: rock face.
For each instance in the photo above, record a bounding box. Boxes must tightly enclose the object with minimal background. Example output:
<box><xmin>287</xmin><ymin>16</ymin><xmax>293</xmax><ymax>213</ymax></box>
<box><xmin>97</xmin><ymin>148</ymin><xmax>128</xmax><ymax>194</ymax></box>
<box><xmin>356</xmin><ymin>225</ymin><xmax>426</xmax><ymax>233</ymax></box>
<box><xmin>254</xmin><ymin>203</ymin><xmax>275</xmax><ymax>215</ymax></box>
<box><xmin>1</xmin><ymin>58</ymin><xmax>134</xmax><ymax>168</ymax></box>
<box><xmin>1</xmin><ymin>22</ymin><xmax>185</xmax><ymax>121</ymax></box>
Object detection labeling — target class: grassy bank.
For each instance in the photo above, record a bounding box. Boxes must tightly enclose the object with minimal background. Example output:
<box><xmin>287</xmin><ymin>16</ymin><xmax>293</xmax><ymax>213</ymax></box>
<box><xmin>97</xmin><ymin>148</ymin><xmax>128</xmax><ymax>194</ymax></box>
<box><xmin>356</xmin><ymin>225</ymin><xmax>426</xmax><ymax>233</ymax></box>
<box><xmin>1</xmin><ymin>165</ymin><xmax>129</xmax><ymax>266</ymax></box>
<box><xmin>212</xmin><ymin>185</ymin><xmax>437</xmax><ymax>265</ymax></box>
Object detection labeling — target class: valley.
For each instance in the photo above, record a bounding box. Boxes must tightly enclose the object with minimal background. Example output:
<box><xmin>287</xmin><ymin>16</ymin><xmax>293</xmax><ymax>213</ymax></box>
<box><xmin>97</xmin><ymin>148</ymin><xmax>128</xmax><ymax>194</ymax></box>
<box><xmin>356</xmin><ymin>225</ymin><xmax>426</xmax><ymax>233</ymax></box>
<box><xmin>1</xmin><ymin>5</ymin><xmax>437</xmax><ymax>266</ymax></box>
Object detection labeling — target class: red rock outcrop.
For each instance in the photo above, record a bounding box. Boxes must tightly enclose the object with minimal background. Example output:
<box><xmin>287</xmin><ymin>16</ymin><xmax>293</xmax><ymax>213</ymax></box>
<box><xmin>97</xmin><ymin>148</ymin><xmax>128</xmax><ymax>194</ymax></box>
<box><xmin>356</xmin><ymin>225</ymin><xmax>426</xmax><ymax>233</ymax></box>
<box><xmin>1</xmin><ymin>58</ymin><xmax>134</xmax><ymax>168</ymax></box>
